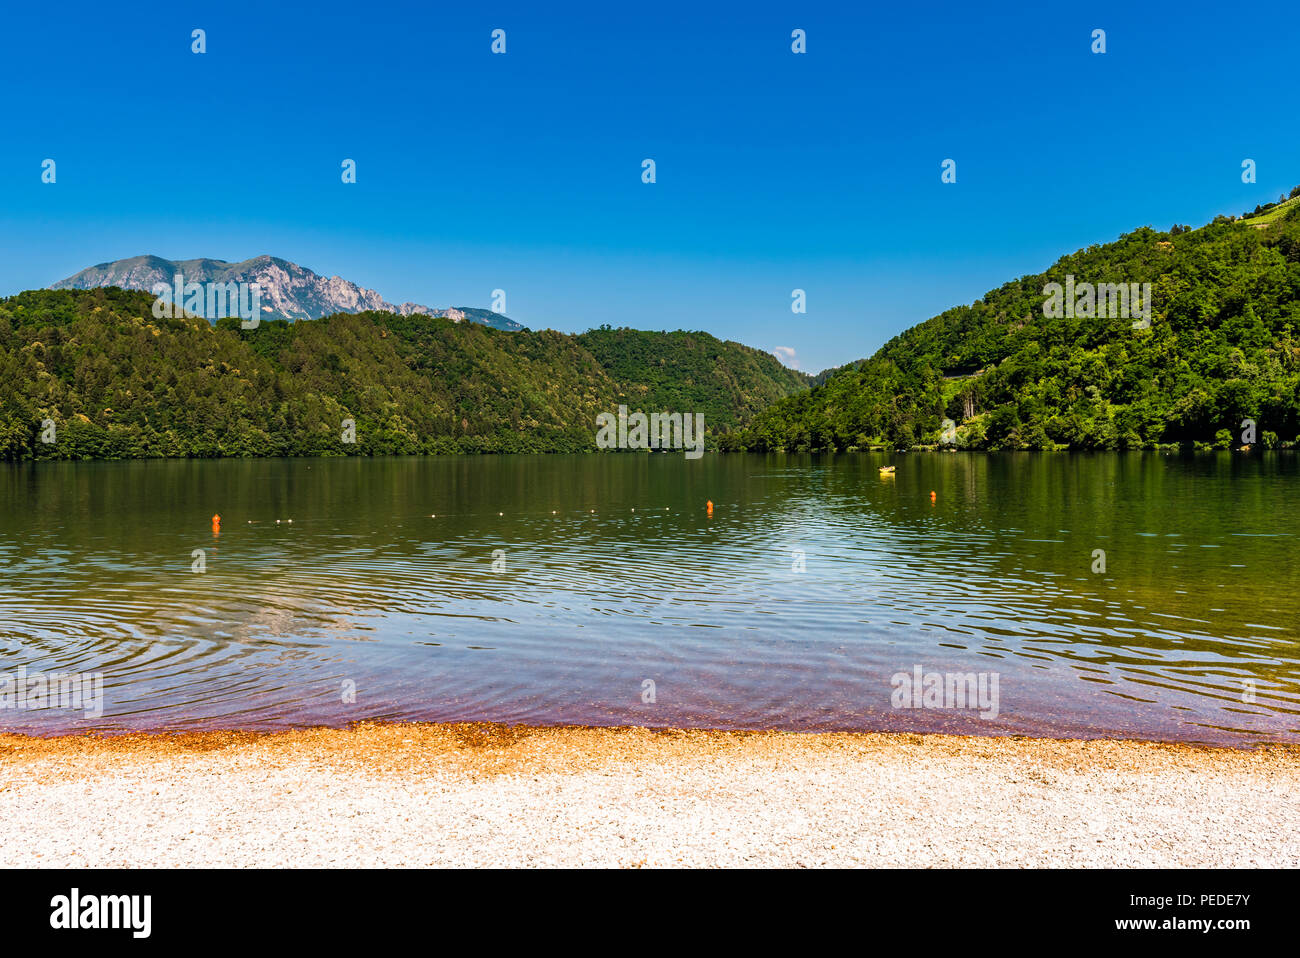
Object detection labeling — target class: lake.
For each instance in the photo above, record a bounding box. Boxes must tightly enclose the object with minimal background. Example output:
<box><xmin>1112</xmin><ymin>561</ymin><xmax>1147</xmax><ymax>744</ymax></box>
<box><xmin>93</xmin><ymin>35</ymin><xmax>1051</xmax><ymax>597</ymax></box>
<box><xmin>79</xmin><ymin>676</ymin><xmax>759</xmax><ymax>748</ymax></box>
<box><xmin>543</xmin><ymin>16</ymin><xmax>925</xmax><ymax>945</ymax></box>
<box><xmin>1</xmin><ymin>452</ymin><xmax>1296</xmax><ymax>744</ymax></box>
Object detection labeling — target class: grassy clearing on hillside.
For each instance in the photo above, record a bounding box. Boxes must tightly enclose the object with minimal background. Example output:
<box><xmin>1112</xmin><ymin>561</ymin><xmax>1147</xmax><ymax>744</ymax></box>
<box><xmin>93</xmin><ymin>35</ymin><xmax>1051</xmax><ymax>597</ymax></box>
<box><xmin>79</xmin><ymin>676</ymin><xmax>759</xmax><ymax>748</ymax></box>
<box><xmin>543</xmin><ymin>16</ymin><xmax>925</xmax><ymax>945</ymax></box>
<box><xmin>1240</xmin><ymin>196</ymin><xmax>1300</xmax><ymax>226</ymax></box>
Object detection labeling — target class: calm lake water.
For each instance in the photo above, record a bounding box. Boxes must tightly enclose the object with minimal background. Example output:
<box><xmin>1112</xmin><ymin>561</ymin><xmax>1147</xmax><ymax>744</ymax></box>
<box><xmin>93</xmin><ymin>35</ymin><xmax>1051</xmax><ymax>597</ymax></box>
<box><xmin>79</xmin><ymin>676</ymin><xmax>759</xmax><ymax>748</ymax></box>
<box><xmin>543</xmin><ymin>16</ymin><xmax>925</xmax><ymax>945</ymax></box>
<box><xmin>1</xmin><ymin>453</ymin><xmax>1297</xmax><ymax>744</ymax></box>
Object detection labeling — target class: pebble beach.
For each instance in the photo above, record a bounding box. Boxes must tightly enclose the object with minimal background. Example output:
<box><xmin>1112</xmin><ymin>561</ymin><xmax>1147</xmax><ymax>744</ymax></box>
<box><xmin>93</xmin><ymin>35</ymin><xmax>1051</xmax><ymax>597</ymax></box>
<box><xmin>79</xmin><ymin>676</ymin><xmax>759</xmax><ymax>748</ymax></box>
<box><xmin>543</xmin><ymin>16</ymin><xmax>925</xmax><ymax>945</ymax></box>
<box><xmin>2</xmin><ymin>723</ymin><xmax>1297</xmax><ymax>868</ymax></box>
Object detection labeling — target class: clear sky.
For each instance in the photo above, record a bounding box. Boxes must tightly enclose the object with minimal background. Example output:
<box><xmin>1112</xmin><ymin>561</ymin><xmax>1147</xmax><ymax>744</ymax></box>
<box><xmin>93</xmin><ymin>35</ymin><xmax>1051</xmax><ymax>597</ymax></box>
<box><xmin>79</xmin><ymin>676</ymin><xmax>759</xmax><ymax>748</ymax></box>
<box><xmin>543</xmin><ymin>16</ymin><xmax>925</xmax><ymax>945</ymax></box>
<box><xmin>2</xmin><ymin>0</ymin><xmax>1297</xmax><ymax>372</ymax></box>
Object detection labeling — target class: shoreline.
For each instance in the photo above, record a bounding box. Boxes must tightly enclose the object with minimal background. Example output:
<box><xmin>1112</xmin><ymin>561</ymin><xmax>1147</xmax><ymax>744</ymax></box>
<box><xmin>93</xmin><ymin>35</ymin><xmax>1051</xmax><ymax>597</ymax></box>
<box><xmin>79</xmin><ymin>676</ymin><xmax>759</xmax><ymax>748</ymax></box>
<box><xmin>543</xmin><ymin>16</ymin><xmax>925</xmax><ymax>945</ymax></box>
<box><xmin>0</xmin><ymin>718</ymin><xmax>1294</xmax><ymax>751</ymax></box>
<box><xmin>6</xmin><ymin>447</ymin><xmax>1298</xmax><ymax>462</ymax></box>
<box><xmin>3</xmin><ymin>722</ymin><xmax>1298</xmax><ymax>867</ymax></box>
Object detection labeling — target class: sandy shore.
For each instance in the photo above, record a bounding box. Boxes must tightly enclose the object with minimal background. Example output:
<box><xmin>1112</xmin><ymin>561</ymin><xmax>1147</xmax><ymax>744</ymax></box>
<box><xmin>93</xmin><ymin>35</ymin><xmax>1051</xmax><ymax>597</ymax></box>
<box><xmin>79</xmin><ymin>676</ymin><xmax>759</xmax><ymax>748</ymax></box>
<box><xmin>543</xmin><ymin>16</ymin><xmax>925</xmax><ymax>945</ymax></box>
<box><xmin>2</xmin><ymin>722</ymin><xmax>1297</xmax><ymax>867</ymax></box>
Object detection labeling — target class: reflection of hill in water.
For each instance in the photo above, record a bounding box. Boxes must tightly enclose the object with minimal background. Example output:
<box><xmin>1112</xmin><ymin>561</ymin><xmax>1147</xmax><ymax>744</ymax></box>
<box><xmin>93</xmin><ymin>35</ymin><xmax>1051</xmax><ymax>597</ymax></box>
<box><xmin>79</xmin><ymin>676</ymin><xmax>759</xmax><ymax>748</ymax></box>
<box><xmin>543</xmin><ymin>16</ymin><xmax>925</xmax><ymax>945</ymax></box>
<box><xmin>0</xmin><ymin>452</ymin><xmax>1296</xmax><ymax>742</ymax></box>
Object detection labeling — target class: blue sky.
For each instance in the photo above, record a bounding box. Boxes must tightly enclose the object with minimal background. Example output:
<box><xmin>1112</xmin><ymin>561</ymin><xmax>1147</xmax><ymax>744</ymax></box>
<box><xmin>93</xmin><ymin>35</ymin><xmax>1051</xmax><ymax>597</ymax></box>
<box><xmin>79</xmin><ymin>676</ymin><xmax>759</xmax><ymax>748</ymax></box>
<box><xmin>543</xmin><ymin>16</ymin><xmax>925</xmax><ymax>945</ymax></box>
<box><xmin>2</xmin><ymin>0</ymin><xmax>1297</xmax><ymax>372</ymax></box>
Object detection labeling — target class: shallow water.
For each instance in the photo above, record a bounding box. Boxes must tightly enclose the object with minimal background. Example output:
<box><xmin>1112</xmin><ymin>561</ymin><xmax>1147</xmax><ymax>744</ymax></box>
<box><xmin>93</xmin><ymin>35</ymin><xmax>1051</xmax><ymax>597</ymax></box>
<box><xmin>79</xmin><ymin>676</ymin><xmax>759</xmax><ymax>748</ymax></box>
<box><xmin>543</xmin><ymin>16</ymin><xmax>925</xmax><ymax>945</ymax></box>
<box><xmin>1</xmin><ymin>452</ymin><xmax>1296</xmax><ymax>744</ymax></box>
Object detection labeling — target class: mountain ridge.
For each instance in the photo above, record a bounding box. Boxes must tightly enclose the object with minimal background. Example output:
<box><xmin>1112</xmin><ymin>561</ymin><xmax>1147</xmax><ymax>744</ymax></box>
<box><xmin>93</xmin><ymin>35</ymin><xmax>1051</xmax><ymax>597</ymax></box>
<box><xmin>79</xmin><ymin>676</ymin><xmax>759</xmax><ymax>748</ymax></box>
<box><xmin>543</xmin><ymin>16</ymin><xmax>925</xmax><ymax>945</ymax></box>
<box><xmin>50</xmin><ymin>254</ymin><xmax>524</xmax><ymax>331</ymax></box>
<box><xmin>0</xmin><ymin>287</ymin><xmax>809</xmax><ymax>459</ymax></box>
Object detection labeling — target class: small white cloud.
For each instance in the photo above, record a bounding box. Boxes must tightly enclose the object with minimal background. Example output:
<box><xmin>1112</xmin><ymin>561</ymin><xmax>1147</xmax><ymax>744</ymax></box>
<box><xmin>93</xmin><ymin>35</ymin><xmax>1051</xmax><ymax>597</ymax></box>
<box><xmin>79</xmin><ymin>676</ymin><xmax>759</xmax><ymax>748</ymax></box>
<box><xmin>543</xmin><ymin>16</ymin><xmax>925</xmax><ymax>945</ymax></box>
<box><xmin>772</xmin><ymin>346</ymin><xmax>799</xmax><ymax>369</ymax></box>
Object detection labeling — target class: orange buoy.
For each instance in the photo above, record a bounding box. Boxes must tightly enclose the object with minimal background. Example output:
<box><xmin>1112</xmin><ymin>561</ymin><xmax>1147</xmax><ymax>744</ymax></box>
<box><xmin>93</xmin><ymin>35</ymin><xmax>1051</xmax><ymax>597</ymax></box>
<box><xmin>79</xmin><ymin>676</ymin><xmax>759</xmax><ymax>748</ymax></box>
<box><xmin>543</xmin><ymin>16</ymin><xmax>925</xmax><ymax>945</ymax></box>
<box><xmin>211</xmin><ymin>513</ymin><xmax>221</xmax><ymax>534</ymax></box>
<box><xmin>929</xmin><ymin>491</ymin><xmax>937</xmax><ymax>502</ymax></box>
<box><xmin>706</xmin><ymin>500</ymin><xmax>714</xmax><ymax>515</ymax></box>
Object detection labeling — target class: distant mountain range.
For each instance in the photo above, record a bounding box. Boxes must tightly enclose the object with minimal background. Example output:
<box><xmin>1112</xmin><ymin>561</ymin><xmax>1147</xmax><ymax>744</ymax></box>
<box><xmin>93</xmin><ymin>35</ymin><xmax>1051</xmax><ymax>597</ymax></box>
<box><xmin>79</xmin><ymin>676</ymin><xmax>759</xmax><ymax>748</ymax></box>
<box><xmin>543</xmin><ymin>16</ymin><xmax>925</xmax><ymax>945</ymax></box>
<box><xmin>50</xmin><ymin>255</ymin><xmax>524</xmax><ymax>331</ymax></box>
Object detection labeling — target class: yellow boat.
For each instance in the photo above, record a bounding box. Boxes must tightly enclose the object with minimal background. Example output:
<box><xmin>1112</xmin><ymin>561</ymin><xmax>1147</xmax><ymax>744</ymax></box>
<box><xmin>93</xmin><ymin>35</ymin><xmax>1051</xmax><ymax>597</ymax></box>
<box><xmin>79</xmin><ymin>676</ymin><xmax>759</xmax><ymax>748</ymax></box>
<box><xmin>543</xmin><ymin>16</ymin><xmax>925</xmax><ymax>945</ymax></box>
<box><xmin>879</xmin><ymin>465</ymin><xmax>896</xmax><ymax>475</ymax></box>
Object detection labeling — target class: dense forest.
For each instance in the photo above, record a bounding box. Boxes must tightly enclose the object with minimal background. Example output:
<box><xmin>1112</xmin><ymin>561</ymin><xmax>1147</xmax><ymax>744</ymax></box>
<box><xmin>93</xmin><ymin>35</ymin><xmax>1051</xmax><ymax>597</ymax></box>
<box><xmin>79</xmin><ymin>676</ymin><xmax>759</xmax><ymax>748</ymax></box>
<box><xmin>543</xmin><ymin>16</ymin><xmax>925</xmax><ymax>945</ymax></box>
<box><xmin>8</xmin><ymin>191</ymin><xmax>1299</xmax><ymax>461</ymax></box>
<box><xmin>726</xmin><ymin>197</ymin><xmax>1300</xmax><ymax>452</ymax></box>
<box><xmin>0</xmin><ymin>290</ymin><xmax>808</xmax><ymax>459</ymax></box>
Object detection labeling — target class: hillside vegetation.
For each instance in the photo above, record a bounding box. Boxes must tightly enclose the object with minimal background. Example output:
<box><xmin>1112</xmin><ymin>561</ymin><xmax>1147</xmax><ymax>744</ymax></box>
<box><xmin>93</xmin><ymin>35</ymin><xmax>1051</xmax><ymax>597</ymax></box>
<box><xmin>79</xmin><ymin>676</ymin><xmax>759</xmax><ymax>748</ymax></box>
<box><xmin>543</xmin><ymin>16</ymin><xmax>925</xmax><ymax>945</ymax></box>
<box><xmin>726</xmin><ymin>200</ymin><xmax>1300</xmax><ymax>452</ymax></box>
<box><xmin>575</xmin><ymin>325</ymin><xmax>809</xmax><ymax>428</ymax></box>
<box><xmin>0</xmin><ymin>289</ymin><xmax>808</xmax><ymax>459</ymax></box>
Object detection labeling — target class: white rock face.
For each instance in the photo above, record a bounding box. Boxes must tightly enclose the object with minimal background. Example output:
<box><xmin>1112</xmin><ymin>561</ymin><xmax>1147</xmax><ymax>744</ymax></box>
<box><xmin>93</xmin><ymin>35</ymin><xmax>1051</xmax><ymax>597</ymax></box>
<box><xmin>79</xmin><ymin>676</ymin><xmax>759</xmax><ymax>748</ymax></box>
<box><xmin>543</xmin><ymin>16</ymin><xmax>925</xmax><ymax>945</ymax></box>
<box><xmin>51</xmin><ymin>254</ymin><xmax>490</xmax><ymax>326</ymax></box>
<box><xmin>392</xmin><ymin>301</ymin><xmax>461</xmax><ymax>321</ymax></box>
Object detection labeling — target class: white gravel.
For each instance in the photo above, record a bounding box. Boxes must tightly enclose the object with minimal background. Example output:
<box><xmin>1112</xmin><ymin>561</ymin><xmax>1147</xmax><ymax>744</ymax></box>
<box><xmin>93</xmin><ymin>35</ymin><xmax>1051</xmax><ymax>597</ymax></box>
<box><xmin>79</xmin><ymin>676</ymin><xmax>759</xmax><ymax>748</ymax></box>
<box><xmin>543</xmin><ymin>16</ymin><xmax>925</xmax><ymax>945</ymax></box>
<box><xmin>2</xmin><ymin>724</ymin><xmax>1297</xmax><ymax>867</ymax></box>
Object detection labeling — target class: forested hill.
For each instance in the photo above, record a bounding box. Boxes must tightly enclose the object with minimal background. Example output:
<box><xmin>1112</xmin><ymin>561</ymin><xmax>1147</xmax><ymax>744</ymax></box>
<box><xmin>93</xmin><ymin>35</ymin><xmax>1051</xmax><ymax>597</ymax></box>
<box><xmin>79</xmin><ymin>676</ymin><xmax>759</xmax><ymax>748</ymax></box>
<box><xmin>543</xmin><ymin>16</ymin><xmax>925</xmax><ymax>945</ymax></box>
<box><xmin>0</xmin><ymin>289</ymin><xmax>808</xmax><ymax>459</ymax></box>
<box><xmin>726</xmin><ymin>196</ymin><xmax>1300</xmax><ymax>452</ymax></box>
<box><xmin>575</xmin><ymin>325</ymin><xmax>810</xmax><ymax>428</ymax></box>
